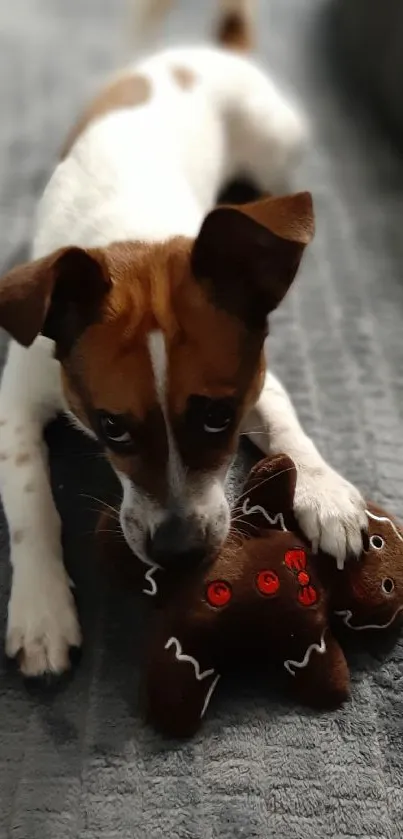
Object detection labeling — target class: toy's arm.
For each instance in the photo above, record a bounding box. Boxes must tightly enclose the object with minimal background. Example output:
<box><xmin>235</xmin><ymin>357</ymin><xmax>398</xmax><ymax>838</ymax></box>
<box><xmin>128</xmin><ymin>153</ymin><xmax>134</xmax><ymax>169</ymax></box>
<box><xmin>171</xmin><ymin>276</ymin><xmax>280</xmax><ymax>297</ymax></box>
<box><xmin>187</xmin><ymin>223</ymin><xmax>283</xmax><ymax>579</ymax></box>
<box><xmin>96</xmin><ymin>508</ymin><xmax>165</xmax><ymax>599</ymax></box>
<box><xmin>145</xmin><ymin>618</ymin><xmax>220</xmax><ymax>737</ymax></box>
<box><xmin>284</xmin><ymin>630</ymin><xmax>350</xmax><ymax>709</ymax></box>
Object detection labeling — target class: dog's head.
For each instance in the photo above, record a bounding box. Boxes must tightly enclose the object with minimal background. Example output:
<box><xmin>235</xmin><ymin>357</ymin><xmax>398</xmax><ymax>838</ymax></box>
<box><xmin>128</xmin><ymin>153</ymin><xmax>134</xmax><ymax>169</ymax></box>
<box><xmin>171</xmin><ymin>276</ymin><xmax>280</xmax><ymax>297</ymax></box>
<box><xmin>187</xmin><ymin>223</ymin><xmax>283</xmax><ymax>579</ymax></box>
<box><xmin>0</xmin><ymin>193</ymin><xmax>314</xmax><ymax>568</ymax></box>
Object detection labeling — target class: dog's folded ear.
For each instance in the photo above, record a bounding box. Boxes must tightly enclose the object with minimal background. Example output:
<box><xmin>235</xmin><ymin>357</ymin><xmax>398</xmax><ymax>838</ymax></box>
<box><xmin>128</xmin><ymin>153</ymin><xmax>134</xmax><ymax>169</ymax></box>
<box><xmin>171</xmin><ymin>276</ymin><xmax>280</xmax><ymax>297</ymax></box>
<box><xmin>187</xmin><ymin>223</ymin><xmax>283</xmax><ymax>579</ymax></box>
<box><xmin>0</xmin><ymin>246</ymin><xmax>111</xmax><ymax>352</ymax></box>
<box><xmin>191</xmin><ymin>192</ymin><xmax>314</xmax><ymax>328</ymax></box>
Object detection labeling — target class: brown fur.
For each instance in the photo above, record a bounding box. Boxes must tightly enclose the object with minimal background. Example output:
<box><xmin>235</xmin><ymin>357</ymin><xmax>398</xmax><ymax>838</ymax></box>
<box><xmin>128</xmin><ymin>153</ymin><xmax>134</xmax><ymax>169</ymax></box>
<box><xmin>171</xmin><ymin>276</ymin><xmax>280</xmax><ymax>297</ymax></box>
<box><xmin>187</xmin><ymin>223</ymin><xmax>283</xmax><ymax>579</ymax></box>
<box><xmin>62</xmin><ymin>236</ymin><xmax>265</xmax><ymax>495</ymax></box>
<box><xmin>171</xmin><ymin>66</ymin><xmax>196</xmax><ymax>89</ymax></box>
<box><xmin>60</xmin><ymin>74</ymin><xmax>152</xmax><ymax>160</ymax></box>
<box><xmin>15</xmin><ymin>453</ymin><xmax>30</xmax><ymax>465</ymax></box>
<box><xmin>217</xmin><ymin>11</ymin><xmax>253</xmax><ymax>51</ymax></box>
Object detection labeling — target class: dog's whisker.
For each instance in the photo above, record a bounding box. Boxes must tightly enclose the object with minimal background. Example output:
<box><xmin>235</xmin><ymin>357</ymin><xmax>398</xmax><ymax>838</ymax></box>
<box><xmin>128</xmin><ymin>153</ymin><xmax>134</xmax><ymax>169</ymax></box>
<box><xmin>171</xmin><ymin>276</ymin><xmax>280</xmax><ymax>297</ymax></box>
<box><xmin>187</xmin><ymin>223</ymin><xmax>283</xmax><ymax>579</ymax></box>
<box><xmin>95</xmin><ymin>528</ymin><xmax>125</xmax><ymax>538</ymax></box>
<box><xmin>80</xmin><ymin>493</ymin><xmax>120</xmax><ymax>518</ymax></box>
<box><xmin>240</xmin><ymin>424</ymin><xmax>269</xmax><ymax>434</ymax></box>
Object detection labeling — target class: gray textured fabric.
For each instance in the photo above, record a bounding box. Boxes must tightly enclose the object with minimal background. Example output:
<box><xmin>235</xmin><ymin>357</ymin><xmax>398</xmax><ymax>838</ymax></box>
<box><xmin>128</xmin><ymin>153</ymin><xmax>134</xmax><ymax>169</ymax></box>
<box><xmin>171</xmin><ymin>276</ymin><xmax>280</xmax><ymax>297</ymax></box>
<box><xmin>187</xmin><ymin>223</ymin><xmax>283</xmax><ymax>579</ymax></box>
<box><xmin>336</xmin><ymin>0</ymin><xmax>403</xmax><ymax>141</ymax></box>
<box><xmin>1</xmin><ymin>1</ymin><xmax>403</xmax><ymax>837</ymax></box>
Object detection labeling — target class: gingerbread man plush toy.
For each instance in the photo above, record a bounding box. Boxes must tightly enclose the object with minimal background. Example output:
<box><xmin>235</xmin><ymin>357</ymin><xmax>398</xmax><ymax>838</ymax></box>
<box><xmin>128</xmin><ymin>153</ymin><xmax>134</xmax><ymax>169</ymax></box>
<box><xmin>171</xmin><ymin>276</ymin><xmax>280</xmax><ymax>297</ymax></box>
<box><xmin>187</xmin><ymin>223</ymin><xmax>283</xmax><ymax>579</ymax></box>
<box><xmin>101</xmin><ymin>455</ymin><xmax>403</xmax><ymax>737</ymax></box>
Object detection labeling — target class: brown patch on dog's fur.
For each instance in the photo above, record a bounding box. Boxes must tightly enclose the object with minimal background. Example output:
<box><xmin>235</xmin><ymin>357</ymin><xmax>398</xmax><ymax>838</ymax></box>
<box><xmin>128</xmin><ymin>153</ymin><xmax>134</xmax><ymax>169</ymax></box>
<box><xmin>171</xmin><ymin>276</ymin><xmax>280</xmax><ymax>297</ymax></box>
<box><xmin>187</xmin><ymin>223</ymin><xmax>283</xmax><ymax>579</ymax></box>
<box><xmin>60</xmin><ymin>73</ymin><xmax>152</xmax><ymax>160</ymax></box>
<box><xmin>217</xmin><ymin>11</ymin><xmax>253</xmax><ymax>51</ymax></box>
<box><xmin>171</xmin><ymin>66</ymin><xmax>196</xmax><ymax>90</ymax></box>
<box><xmin>15</xmin><ymin>452</ymin><xmax>30</xmax><ymax>465</ymax></box>
<box><xmin>60</xmin><ymin>236</ymin><xmax>265</xmax><ymax>492</ymax></box>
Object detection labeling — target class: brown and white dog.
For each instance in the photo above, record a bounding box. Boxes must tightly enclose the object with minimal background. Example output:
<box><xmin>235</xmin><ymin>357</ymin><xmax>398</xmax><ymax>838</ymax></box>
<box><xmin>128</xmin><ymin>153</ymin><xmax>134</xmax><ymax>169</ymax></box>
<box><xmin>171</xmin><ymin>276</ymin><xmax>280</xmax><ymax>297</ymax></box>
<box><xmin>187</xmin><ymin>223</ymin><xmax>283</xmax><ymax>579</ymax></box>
<box><xmin>0</xmin><ymin>0</ymin><xmax>366</xmax><ymax>678</ymax></box>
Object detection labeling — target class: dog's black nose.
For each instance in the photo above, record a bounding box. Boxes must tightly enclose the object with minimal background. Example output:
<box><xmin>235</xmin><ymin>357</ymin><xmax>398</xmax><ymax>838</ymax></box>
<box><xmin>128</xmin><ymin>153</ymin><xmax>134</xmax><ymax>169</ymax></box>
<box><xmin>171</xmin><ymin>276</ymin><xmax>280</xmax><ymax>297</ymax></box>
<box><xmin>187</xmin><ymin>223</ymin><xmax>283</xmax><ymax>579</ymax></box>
<box><xmin>147</xmin><ymin>515</ymin><xmax>205</xmax><ymax>568</ymax></box>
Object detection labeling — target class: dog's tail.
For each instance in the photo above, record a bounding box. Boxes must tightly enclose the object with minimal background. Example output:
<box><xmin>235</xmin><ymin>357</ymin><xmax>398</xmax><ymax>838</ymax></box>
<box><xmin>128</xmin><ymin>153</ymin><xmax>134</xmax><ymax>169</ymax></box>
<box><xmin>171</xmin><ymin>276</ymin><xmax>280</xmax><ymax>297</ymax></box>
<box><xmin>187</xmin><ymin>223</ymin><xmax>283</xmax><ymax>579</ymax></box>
<box><xmin>129</xmin><ymin>0</ymin><xmax>256</xmax><ymax>54</ymax></box>
<box><xmin>216</xmin><ymin>0</ymin><xmax>256</xmax><ymax>51</ymax></box>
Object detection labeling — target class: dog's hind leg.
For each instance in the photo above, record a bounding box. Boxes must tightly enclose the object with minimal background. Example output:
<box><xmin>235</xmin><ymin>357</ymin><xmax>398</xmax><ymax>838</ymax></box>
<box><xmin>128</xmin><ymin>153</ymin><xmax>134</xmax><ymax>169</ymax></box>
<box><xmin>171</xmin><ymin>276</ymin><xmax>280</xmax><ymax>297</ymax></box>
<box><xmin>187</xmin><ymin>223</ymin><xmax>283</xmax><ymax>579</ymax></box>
<box><xmin>224</xmin><ymin>57</ymin><xmax>309</xmax><ymax>195</ymax></box>
<box><xmin>0</xmin><ymin>337</ymin><xmax>81</xmax><ymax>676</ymax></box>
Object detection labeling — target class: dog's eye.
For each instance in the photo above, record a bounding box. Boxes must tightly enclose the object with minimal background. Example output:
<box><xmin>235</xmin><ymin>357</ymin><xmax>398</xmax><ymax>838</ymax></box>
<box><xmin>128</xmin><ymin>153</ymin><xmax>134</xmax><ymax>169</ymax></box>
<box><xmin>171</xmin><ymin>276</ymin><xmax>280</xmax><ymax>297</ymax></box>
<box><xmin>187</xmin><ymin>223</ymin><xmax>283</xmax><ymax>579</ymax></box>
<box><xmin>97</xmin><ymin>412</ymin><xmax>133</xmax><ymax>450</ymax></box>
<box><xmin>186</xmin><ymin>396</ymin><xmax>235</xmax><ymax>437</ymax></box>
<box><xmin>203</xmin><ymin>399</ymin><xmax>234</xmax><ymax>434</ymax></box>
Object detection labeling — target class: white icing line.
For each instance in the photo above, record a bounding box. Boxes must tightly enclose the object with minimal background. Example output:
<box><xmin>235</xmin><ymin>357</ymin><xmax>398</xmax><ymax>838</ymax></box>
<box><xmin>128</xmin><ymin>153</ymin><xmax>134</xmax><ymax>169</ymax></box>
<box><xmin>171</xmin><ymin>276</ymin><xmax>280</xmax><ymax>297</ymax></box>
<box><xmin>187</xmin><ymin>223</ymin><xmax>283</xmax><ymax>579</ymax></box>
<box><xmin>143</xmin><ymin>564</ymin><xmax>160</xmax><ymax>597</ymax></box>
<box><xmin>165</xmin><ymin>637</ymin><xmax>216</xmax><ymax>681</ymax></box>
<box><xmin>200</xmin><ymin>674</ymin><xmax>221</xmax><ymax>719</ymax></box>
<box><xmin>335</xmin><ymin>606</ymin><xmax>403</xmax><ymax>631</ymax></box>
<box><xmin>284</xmin><ymin>631</ymin><xmax>327</xmax><ymax>676</ymax></box>
<box><xmin>242</xmin><ymin>498</ymin><xmax>288</xmax><ymax>531</ymax></box>
<box><xmin>366</xmin><ymin>510</ymin><xmax>403</xmax><ymax>544</ymax></box>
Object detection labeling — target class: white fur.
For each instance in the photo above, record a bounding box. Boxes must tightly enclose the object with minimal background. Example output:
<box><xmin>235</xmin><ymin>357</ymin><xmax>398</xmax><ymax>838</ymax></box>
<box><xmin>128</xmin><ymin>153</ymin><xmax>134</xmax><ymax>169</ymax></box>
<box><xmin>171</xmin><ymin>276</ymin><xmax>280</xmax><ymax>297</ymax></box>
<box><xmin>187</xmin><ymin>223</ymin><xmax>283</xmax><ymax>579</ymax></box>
<box><xmin>147</xmin><ymin>329</ymin><xmax>185</xmax><ymax>496</ymax></box>
<box><xmin>119</xmin><ymin>326</ymin><xmax>231</xmax><ymax>562</ymax></box>
<box><xmin>0</xmin><ymin>39</ymin><xmax>365</xmax><ymax>676</ymax></box>
<box><xmin>0</xmin><ymin>339</ymin><xmax>80</xmax><ymax>675</ymax></box>
<box><xmin>245</xmin><ymin>372</ymin><xmax>367</xmax><ymax>569</ymax></box>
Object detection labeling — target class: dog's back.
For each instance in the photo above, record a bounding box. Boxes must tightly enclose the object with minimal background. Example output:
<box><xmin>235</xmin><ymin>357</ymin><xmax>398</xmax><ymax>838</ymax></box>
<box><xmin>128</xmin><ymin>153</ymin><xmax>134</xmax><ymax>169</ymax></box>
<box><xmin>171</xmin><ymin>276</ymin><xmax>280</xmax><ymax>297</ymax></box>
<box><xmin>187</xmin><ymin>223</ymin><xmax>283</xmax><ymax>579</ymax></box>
<box><xmin>33</xmin><ymin>0</ymin><xmax>306</xmax><ymax>259</ymax></box>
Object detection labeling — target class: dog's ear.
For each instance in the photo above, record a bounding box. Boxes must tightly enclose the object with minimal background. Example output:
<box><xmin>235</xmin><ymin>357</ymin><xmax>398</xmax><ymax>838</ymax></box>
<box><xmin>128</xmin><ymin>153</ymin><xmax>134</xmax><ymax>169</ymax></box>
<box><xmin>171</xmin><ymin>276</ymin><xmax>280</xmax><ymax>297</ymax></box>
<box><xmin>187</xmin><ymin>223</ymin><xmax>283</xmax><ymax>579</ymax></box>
<box><xmin>191</xmin><ymin>192</ymin><xmax>314</xmax><ymax>328</ymax></box>
<box><xmin>0</xmin><ymin>246</ymin><xmax>111</xmax><ymax>352</ymax></box>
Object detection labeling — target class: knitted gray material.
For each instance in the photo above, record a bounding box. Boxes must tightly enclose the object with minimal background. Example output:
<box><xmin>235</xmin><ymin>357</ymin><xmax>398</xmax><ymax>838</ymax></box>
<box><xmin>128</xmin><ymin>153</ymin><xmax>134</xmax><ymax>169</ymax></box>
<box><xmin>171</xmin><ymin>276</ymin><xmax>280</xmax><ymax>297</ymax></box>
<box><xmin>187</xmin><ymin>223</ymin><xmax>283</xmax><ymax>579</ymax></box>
<box><xmin>1</xmin><ymin>1</ymin><xmax>403</xmax><ymax>837</ymax></box>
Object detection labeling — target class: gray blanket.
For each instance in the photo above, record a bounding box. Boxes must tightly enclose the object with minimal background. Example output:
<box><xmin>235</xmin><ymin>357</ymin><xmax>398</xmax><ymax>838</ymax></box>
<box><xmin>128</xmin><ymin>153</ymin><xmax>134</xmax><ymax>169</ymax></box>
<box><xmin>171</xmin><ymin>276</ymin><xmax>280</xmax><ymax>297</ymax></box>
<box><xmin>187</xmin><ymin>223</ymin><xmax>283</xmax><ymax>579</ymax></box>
<box><xmin>1</xmin><ymin>1</ymin><xmax>403</xmax><ymax>837</ymax></box>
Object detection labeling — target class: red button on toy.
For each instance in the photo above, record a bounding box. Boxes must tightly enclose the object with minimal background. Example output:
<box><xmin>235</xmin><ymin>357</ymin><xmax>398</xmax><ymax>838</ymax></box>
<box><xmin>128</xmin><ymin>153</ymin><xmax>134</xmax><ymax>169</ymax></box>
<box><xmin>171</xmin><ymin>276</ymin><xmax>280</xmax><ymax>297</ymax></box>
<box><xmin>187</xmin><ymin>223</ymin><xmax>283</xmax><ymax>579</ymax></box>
<box><xmin>285</xmin><ymin>549</ymin><xmax>306</xmax><ymax>572</ymax></box>
<box><xmin>256</xmin><ymin>570</ymin><xmax>280</xmax><ymax>596</ymax></box>
<box><xmin>206</xmin><ymin>580</ymin><xmax>232</xmax><ymax>608</ymax></box>
<box><xmin>297</xmin><ymin>570</ymin><xmax>310</xmax><ymax>586</ymax></box>
<box><xmin>298</xmin><ymin>585</ymin><xmax>318</xmax><ymax>607</ymax></box>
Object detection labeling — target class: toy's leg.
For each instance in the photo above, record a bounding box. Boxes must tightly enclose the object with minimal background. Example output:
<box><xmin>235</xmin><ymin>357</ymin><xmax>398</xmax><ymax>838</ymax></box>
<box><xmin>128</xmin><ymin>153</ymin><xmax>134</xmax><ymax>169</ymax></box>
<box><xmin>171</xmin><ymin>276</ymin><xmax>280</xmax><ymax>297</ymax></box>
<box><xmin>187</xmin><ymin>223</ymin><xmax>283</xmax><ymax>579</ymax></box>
<box><xmin>284</xmin><ymin>631</ymin><xmax>350</xmax><ymax>709</ymax></box>
<box><xmin>0</xmin><ymin>338</ymin><xmax>81</xmax><ymax>676</ymax></box>
<box><xmin>243</xmin><ymin>371</ymin><xmax>367</xmax><ymax>567</ymax></box>
<box><xmin>145</xmin><ymin>616</ymin><xmax>220</xmax><ymax>737</ymax></box>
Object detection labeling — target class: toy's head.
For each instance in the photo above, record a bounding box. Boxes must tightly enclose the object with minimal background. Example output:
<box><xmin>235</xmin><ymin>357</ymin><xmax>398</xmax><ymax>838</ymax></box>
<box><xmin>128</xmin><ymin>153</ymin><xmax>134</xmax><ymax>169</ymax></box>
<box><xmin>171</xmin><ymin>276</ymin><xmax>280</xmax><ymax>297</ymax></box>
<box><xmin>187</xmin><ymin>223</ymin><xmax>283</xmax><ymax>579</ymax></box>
<box><xmin>328</xmin><ymin>504</ymin><xmax>403</xmax><ymax>632</ymax></box>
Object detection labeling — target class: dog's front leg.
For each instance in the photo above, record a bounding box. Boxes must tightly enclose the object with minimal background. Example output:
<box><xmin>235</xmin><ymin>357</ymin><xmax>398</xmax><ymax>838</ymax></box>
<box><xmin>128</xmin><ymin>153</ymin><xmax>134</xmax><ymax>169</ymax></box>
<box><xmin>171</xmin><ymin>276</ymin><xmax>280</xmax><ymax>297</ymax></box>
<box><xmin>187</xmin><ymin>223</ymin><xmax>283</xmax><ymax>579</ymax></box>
<box><xmin>243</xmin><ymin>371</ymin><xmax>367</xmax><ymax>568</ymax></box>
<box><xmin>0</xmin><ymin>338</ymin><xmax>81</xmax><ymax>676</ymax></box>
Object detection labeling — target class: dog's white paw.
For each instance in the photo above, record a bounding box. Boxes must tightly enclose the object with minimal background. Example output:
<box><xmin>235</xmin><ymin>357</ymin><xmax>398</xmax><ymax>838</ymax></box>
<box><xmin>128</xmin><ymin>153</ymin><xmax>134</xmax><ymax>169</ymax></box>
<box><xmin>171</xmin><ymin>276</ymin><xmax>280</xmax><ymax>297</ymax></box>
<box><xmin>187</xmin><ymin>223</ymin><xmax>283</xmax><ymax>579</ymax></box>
<box><xmin>6</xmin><ymin>564</ymin><xmax>82</xmax><ymax>677</ymax></box>
<box><xmin>294</xmin><ymin>462</ymin><xmax>367</xmax><ymax>569</ymax></box>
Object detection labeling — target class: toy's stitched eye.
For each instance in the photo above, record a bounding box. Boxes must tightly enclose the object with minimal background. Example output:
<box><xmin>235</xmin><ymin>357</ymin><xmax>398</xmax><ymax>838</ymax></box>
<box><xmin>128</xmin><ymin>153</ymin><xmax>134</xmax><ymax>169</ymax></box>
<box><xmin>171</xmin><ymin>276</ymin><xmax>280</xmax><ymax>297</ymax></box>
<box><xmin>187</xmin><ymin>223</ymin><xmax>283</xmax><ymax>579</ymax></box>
<box><xmin>256</xmin><ymin>570</ymin><xmax>280</xmax><ymax>596</ymax></box>
<box><xmin>206</xmin><ymin>580</ymin><xmax>232</xmax><ymax>607</ymax></box>
<box><xmin>370</xmin><ymin>535</ymin><xmax>385</xmax><ymax>550</ymax></box>
<box><xmin>382</xmin><ymin>577</ymin><xmax>395</xmax><ymax>595</ymax></box>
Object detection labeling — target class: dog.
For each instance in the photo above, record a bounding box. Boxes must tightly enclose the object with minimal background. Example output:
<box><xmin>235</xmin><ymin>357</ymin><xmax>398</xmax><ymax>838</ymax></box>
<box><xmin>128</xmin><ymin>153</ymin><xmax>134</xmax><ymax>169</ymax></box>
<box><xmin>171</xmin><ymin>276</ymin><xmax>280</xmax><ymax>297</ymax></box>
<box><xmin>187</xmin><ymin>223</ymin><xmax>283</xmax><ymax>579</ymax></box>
<box><xmin>0</xmin><ymin>0</ymin><xmax>367</xmax><ymax>678</ymax></box>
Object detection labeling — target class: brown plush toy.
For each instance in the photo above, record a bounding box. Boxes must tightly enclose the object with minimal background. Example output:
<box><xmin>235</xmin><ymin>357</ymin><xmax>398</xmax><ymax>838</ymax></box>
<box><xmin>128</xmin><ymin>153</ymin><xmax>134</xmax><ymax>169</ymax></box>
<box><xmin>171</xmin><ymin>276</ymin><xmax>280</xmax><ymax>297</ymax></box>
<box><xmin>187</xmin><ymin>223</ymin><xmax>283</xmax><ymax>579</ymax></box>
<box><xmin>100</xmin><ymin>455</ymin><xmax>403</xmax><ymax>738</ymax></box>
